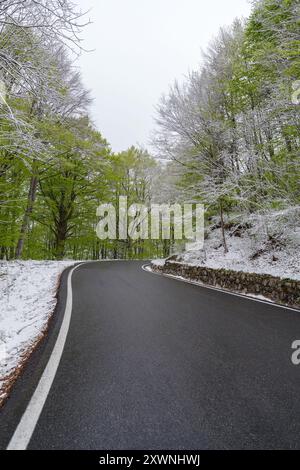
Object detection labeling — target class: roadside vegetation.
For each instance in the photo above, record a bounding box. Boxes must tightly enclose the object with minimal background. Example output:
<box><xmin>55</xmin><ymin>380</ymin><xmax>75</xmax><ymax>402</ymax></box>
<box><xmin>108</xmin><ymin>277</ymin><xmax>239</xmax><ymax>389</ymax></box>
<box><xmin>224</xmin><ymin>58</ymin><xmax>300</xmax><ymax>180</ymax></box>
<box><xmin>0</xmin><ymin>0</ymin><xmax>299</xmax><ymax>267</ymax></box>
<box><xmin>154</xmin><ymin>0</ymin><xmax>299</xmax><ymax>261</ymax></box>
<box><xmin>0</xmin><ymin>1</ymin><xmax>165</xmax><ymax>261</ymax></box>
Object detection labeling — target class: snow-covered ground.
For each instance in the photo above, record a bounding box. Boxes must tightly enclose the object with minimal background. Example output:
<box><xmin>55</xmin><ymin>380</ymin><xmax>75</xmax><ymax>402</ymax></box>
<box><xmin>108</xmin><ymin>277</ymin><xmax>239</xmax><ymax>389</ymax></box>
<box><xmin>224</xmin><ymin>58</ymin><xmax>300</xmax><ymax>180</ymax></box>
<box><xmin>0</xmin><ymin>260</ymin><xmax>75</xmax><ymax>404</ymax></box>
<box><xmin>153</xmin><ymin>208</ymin><xmax>300</xmax><ymax>281</ymax></box>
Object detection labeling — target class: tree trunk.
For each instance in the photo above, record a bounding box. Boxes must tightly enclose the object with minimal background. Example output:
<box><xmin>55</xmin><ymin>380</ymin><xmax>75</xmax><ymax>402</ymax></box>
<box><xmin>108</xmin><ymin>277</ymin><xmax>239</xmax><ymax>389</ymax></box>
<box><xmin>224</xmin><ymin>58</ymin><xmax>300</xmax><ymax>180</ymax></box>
<box><xmin>220</xmin><ymin>200</ymin><xmax>228</xmax><ymax>254</ymax></box>
<box><xmin>15</xmin><ymin>175</ymin><xmax>38</xmax><ymax>259</ymax></box>
<box><xmin>54</xmin><ymin>218</ymin><xmax>68</xmax><ymax>260</ymax></box>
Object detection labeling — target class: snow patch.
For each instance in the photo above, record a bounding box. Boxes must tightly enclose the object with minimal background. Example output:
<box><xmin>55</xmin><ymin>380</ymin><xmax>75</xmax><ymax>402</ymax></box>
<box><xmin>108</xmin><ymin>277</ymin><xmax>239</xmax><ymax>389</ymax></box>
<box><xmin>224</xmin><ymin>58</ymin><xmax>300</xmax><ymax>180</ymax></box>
<box><xmin>153</xmin><ymin>208</ymin><xmax>300</xmax><ymax>281</ymax></box>
<box><xmin>0</xmin><ymin>260</ymin><xmax>75</xmax><ymax>403</ymax></box>
<box><xmin>151</xmin><ymin>259</ymin><xmax>167</xmax><ymax>267</ymax></box>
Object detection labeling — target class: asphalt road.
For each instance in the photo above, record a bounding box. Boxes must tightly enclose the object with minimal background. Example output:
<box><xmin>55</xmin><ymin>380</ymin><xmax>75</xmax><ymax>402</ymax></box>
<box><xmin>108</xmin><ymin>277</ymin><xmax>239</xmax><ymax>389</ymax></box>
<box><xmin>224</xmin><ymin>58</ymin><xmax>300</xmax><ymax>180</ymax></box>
<box><xmin>1</xmin><ymin>261</ymin><xmax>300</xmax><ymax>449</ymax></box>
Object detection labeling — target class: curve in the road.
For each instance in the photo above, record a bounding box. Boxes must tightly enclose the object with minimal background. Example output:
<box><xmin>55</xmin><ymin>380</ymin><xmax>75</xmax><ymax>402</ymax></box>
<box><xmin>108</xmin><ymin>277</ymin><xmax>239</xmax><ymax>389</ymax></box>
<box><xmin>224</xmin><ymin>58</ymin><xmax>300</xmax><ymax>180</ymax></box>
<box><xmin>1</xmin><ymin>261</ymin><xmax>300</xmax><ymax>450</ymax></box>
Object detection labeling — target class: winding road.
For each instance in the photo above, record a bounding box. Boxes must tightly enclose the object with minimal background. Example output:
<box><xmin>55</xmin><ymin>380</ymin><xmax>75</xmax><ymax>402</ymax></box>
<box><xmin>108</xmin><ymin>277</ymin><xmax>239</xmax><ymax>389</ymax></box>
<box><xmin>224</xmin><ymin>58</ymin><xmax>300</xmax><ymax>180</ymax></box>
<box><xmin>1</xmin><ymin>261</ymin><xmax>300</xmax><ymax>450</ymax></box>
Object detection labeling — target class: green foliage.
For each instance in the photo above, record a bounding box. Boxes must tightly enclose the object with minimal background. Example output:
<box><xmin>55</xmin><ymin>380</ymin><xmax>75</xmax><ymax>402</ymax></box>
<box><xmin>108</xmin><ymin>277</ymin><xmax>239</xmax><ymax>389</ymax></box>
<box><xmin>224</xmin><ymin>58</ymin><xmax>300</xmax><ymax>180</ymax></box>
<box><xmin>1</xmin><ymin>0</ymin><xmax>299</xmax><ymax>260</ymax></box>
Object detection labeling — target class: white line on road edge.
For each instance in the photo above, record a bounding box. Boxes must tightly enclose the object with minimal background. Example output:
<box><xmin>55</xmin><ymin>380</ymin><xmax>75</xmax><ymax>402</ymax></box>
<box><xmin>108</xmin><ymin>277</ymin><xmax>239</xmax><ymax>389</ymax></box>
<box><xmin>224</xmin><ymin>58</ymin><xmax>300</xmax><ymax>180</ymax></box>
<box><xmin>7</xmin><ymin>263</ymin><xmax>84</xmax><ymax>450</ymax></box>
<box><xmin>142</xmin><ymin>264</ymin><xmax>300</xmax><ymax>313</ymax></box>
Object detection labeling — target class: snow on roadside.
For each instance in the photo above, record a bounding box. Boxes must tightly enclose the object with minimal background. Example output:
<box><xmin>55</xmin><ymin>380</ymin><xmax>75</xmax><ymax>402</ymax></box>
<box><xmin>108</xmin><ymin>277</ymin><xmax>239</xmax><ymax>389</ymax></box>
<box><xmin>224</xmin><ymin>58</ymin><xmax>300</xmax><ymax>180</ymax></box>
<box><xmin>151</xmin><ymin>259</ymin><xmax>167</xmax><ymax>267</ymax></box>
<box><xmin>153</xmin><ymin>208</ymin><xmax>300</xmax><ymax>281</ymax></box>
<box><xmin>178</xmin><ymin>229</ymin><xmax>300</xmax><ymax>281</ymax></box>
<box><xmin>0</xmin><ymin>260</ymin><xmax>75</xmax><ymax>404</ymax></box>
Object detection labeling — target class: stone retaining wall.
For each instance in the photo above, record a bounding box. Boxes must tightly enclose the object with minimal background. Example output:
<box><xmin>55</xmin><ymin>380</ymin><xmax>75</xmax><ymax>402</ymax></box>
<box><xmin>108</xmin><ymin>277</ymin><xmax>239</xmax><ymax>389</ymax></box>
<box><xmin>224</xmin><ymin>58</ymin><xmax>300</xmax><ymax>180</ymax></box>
<box><xmin>151</xmin><ymin>261</ymin><xmax>300</xmax><ymax>309</ymax></box>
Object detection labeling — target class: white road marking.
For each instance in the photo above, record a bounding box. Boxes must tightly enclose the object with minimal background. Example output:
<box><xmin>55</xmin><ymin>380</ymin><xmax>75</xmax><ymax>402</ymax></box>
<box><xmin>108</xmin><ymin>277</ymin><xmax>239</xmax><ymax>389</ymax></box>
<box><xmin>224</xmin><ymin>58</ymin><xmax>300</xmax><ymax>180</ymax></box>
<box><xmin>7</xmin><ymin>260</ymin><xmax>297</xmax><ymax>449</ymax></box>
<box><xmin>7</xmin><ymin>263</ymin><xmax>84</xmax><ymax>450</ymax></box>
<box><xmin>142</xmin><ymin>264</ymin><xmax>300</xmax><ymax>313</ymax></box>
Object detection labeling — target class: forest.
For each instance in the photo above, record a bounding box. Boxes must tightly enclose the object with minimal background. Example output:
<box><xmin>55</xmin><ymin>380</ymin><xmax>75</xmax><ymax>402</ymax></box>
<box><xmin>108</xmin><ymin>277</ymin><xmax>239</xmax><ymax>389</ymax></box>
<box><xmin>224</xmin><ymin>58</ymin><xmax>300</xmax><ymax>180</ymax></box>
<box><xmin>0</xmin><ymin>0</ymin><xmax>299</xmax><ymax>261</ymax></box>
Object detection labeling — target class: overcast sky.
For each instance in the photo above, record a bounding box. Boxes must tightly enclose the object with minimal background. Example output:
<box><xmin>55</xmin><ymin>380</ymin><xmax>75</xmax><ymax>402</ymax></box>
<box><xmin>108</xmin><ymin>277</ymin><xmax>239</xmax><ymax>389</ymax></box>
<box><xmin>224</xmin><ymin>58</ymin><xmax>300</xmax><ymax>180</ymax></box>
<box><xmin>75</xmin><ymin>0</ymin><xmax>252</xmax><ymax>152</ymax></box>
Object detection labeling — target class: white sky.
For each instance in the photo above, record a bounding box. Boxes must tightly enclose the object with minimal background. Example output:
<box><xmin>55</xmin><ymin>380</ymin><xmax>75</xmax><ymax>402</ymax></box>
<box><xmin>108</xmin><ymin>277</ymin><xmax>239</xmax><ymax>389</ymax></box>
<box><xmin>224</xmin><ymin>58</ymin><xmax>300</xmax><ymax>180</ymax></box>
<box><xmin>75</xmin><ymin>0</ymin><xmax>252</xmax><ymax>152</ymax></box>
